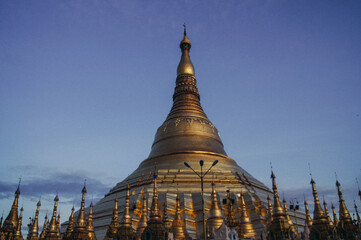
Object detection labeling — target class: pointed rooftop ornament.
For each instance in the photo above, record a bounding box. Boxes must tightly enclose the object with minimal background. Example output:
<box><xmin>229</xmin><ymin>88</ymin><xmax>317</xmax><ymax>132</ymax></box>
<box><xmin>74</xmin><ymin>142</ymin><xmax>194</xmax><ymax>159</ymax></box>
<box><xmin>265</xmin><ymin>195</ymin><xmax>273</xmax><ymax>232</ymax></box>
<box><xmin>335</xmin><ymin>179</ymin><xmax>358</xmax><ymax>239</ymax></box>
<box><xmin>136</xmin><ymin>195</ymin><xmax>148</xmax><ymax>240</ymax></box>
<box><xmin>71</xmin><ymin>185</ymin><xmax>89</xmax><ymax>239</ymax></box>
<box><xmin>13</xmin><ymin>207</ymin><xmax>23</xmax><ymax>240</ymax></box>
<box><xmin>207</xmin><ymin>182</ymin><xmax>223</xmax><ymax>231</ymax></box>
<box><xmin>63</xmin><ymin>206</ymin><xmax>75</xmax><ymax>240</ymax></box>
<box><xmin>331</xmin><ymin>203</ymin><xmax>338</xmax><ymax>227</ymax></box>
<box><xmin>162</xmin><ymin>201</ymin><xmax>171</xmax><ymax>231</ymax></box>
<box><xmin>141</xmin><ymin>172</ymin><xmax>166</xmax><ymax>240</ymax></box>
<box><xmin>86</xmin><ymin>202</ymin><xmax>97</xmax><ymax>240</ymax></box>
<box><xmin>171</xmin><ymin>194</ymin><xmax>187</xmax><ymax>240</ymax></box>
<box><xmin>267</xmin><ymin>170</ymin><xmax>297</xmax><ymax>240</ymax></box>
<box><xmin>39</xmin><ymin>214</ymin><xmax>48</xmax><ymax>240</ymax></box>
<box><xmin>309</xmin><ymin>178</ymin><xmax>334</xmax><ymax>239</ymax></box>
<box><xmin>105</xmin><ymin>196</ymin><xmax>120</xmax><ymax>239</ymax></box>
<box><xmin>117</xmin><ymin>184</ymin><xmax>135</xmax><ymax>240</ymax></box>
<box><xmin>304</xmin><ymin>197</ymin><xmax>312</xmax><ymax>229</ymax></box>
<box><xmin>238</xmin><ymin>190</ymin><xmax>256</xmax><ymax>239</ymax></box>
<box><xmin>27</xmin><ymin>199</ymin><xmax>41</xmax><ymax>240</ymax></box>
<box><xmin>323</xmin><ymin>198</ymin><xmax>334</xmax><ymax>229</ymax></box>
<box><xmin>282</xmin><ymin>197</ymin><xmax>294</xmax><ymax>229</ymax></box>
<box><xmin>177</xmin><ymin>24</ymin><xmax>195</xmax><ymax>77</ymax></box>
<box><xmin>56</xmin><ymin>213</ymin><xmax>60</xmax><ymax>238</ymax></box>
<box><xmin>2</xmin><ymin>182</ymin><xmax>21</xmax><ymax>238</ymax></box>
<box><xmin>44</xmin><ymin>193</ymin><xmax>60</xmax><ymax>240</ymax></box>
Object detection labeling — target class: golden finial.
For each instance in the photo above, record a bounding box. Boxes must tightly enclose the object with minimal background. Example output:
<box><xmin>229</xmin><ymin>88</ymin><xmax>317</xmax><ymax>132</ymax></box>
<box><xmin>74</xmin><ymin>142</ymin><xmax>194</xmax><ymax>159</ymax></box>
<box><xmin>39</xmin><ymin>214</ymin><xmax>48</xmax><ymax>239</ymax></box>
<box><xmin>28</xmin><ymin>199</ymin><xmax>42</xmax><ymax>239</ymax></box>
<box><xmin>162</xmin><ymin>200</ymin><xmax>171</xmax><ymax>230</ymax></box>
<box><xmin>322</xmin><ymin>198</ymin><xmax>334</xmax><ymax>228</ymax></box>
<box><xmin>207</xmin><ymin>182</ymin><xmax>223</xmax><ymax>230</ymax></box>
<box><xmin>266</xmin><ymin>195</ymin><xmax>273</xmax><ymax>230</ymax></box>
<box><xmin>304</xmin><ymin>196</ymin><xmax>312</xmax><ymax>228</ymax></box>
<box><xmin>13</xmin><ymin>207</ymin><xmax>23</xmax><ymax>239</ymax></box>
<box><xmin>106</xmin><ymin>195</ymin><xmax>120</xmax><ymax>239</ymax></box>
<box><xmin>149</xmin><ymin>173</ymin><xmax>160</xmax><ymax>219</ymax></box>
<box><xmin>310</xmin><ymin>177</ymin><xmax>326</xmax><ymax>220</ymax></box>
<box><xmin>177</xmin><ymin>23</ymin><xmax>194</xmax><ymax>76</ymax></box>
<box><xmin>2</xmin><ymin>183</ymin><xmax>21</xmax><ymax>238</ymax></box>
<box><xmin>270</xmin><ymin>170</ymin><xmax>284</xmax><ymax>216</ymax></box>
<box><xmin>282</xmin><ymin>196</ymin><xmax>294</xmax><ymax>228</ymax></box>
<box><xmin>136</xmin><ymin>194</ymin><xmax>148</xmax><ymax>239</ymax></box>
<box><xmin>172</xmin><ymin>193</ymin><xmax>187</xmax><ymax>239</ymax></box>
<box><xmin>56</xmin><ymin>213</ymin><xmax>61</xmax><ymax>237</ymax></box>
<box><xmin>331</xmin><ymin>202</ymin><xmax>338</xmax><ymax>227</ymax></box>
<box><xmin>120</xmin><ymin>185</ymin><xmax>132</xmax><ymax>226</ymax></box>
<box><xmin>335</xmin><ymin>179</ymin><xmax>352</xmax><ymax>221</ymax></box>
<box><xmin>45</xmin><ymin>193</ymin><xmax>59</xmax><ymax>239</ymax></box>
<box><xmin>86</xmin><ymin>202</ymin><xmax>96</xmax><ymax>240</ymax></box>
<box><xmin>238</xmin><ymin>190</ymin><xmax>256</xmax><ymax>238</ymax></box>
<box><xmin>64</xmin><ymin>206</ymin><xmax>75</xmax><ymax>239</ymax></box>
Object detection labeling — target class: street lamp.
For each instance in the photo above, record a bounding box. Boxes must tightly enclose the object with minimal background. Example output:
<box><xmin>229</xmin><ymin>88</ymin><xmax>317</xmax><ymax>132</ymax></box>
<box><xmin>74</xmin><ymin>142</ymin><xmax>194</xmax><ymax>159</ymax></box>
<box><xmin>184</xmin><ymin>160</ymin><xmax>218</xmax><ymax>240</ymax></box>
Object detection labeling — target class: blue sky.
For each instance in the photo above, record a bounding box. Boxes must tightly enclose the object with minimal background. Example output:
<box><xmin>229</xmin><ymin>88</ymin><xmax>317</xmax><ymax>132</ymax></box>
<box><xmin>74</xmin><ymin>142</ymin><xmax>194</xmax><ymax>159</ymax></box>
<box><xmin>1</xmin><ymin>0</ymin><xmax>361</xmax><ymax>231</ymax></box>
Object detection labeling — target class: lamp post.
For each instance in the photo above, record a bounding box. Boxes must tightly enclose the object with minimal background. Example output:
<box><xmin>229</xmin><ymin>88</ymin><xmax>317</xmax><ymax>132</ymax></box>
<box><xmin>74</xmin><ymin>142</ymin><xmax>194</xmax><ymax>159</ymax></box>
<box><xmin>184</xmin><ymin>160</ymin><xmax>218</xmax><ymax>240</ymax></box>
<box><xmin>289</xmin><ymin>199</ymin><xmax>299</xmax><ymax>232</ymax></box>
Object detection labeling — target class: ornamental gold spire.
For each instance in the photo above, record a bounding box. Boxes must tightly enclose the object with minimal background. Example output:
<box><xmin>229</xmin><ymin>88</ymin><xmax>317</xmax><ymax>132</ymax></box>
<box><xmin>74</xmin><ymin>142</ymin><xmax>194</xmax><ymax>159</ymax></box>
<box><xmin>309</xmin><ymin>178</ymin><xmax>334</xmax><ymax>240</ymax></box>
<box><xmin>162</xmin><ymin>201</ymin><xmax>171</xmax><ymax>231</ymax></box>
<box><xmin>105</xmin><ymin>197</ymin><xmax>120</xmax><ymax>239</ymax></box>
<box><xmin>206</xmin><ymin>182</ymin><xmax>223</xmax><ymax>230</ymax></box>
<box><xmin>71</xmin><ymin>185</ymin><xmax>89</xmax><ymax>239</ymax></box>
<box><xmin>86</xmin><ymin>202</ymin><xmax>96</xmax><ymax>240</ymax></box>
<box><xmin>336</xmin><ymin>180</ymin><xmax>351</xmax><ymax>221</ymax></box>
<box><xmin>171</xmin><ymin>194</ymin><xmax>187</xmax><ymax>240</ymax></box>
<box><xmin>45</xmin><ymin>193</ymin><xmax>60</xmax><ymax>240</ymax></box>
<box><xmin>304</xmin><ymin>198</ymin><xmax>312</xmax><ymax>229</ymax></box>
<box><xmin>323</xmin><ymin>198</ymin><xmax>334</xmax><ymax>228</ymax></box>
<box><xmin>39</xmin><ymin>215</ymin><xmax>47</xmax><ymax>240</ymax></box>
<box><xmin>270</xmin><ymin>172</ymin><xmax>284</xmax><ymax>217</ymax></box>
<box><xmin>147</xmin><ymin>27</ymin><xmax>227</xmax><ymax>159</ymax></box>
<box><xmin>141</xmin><ymin>172</ymin><xmax>166</xmax><ymax>240</ymax></box>
<box><xmin>331</xmin><ymin>203</ymin><xmax>338</xmax><ymax>227</ymax></box>
<box><xmin>56</xmin><ymin>214</ymin><xmax>60</xmax><ymax>238</ymax></box>
<box><xmin>282</xmin><ymin>197</ymin><xmax>294</xmax><ymax>228</ymax></box>
<box><xmin>335</xmin><ymin>179</ymin><xmax>357</xmax><ymax>239</ymax></box>
<box><xmin>27</xmin><ymin>200</ymin><xmax>41</xmax><ymax>240</ymax></box>
<box><xmin>13</xmin><ymin>207</ymin><xmax>23</xmax><ymax>240</ymax></box>
<box><xmin>117</xmin><ymin>184</ymin><xmax>135</xmax><ymax>240</ymax></box>
<box><xmin>177</xmin><ymin>24</ymin><xmax>194</xmax><ymax>77</ymax></box>
<box><xmin>63</xmin><ymin>206</ymin><xmax>75</xmax><ymax>240</ymax></box>
<box><xmin>265</xmin><ymin>195</ymin><xmax>273</xmax><ymax>231</ymax></box>
<box><xmin>136</xmin><ymin>195</ymin><xmax>147</xmax><ymax>240</ymax></box>
<box><xmin>2</xmin><ymin>183</ymin><xmax>20</xmax><ymax>238</ymax></box>
<box><xmin>238</xmin><ymin>190</ymin><xmax>256</xmax><ymax>239</ymax></box>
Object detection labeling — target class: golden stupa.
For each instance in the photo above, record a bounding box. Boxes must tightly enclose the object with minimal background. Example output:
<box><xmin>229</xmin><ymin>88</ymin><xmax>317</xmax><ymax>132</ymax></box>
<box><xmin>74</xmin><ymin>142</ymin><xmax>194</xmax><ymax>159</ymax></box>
<box><xmin>66</xmin><ymin>28</ymin><xmax>279</xmax><ymax>239</ymax></box>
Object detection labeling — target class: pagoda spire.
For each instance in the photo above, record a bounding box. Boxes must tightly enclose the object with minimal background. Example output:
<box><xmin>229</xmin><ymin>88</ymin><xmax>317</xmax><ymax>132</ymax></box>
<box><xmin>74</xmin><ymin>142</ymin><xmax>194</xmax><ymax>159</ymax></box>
<box><xmin>117</xmin><ymin>184</ymin><xmax>135</xmax><ymax>240</ymax></box>
<box><xmin>309</xmin><ymin>178</ymin><xmax>334</xmax><ymax>240</ymax></box>
<box><xmin>162</xmin><ymin>201</ymin><xmax>171</xmax><ymax>231</ymax></box>
<box><xmin>45</xmin><ymin>193</ymin><xmax>60</xmax><ymax>240</ymax></box>
<box><xmin>304</xmin><ymin>198</ymin><xmax>312</xmax><ymax>229</ymax></box>
<box><xmin>71</xmin><ymin>185</ymin><xmax>89</xmax><ymax>239</ymax></box>
<box><xmin>2</xmin><ymin>183</ymin><xmax>20</xmax><ymax>238</ymax></box>
<box><xmin>141</xmin><ymin>172</ymin><xmax>165</xmax><ymax>240</ymax></box>
<box><xmin>267</xmin><ymin>171</ymin><xmax>296</xmax><ymax>240</ymax></box>
<box><xmin>323</xmin><ymin>198</ymin><xmax>334</xmax><ymax>228</ymax></box>
<box><xmin>171</xmin><ymin>194</ymin><xmax>187</xmax><ymax>240</ymax></box>
<box><xmin>206</xmin><ymin>182</ymin><xmax>223</xmax><ymax>231</ymax></box>
<box><xmin>63</xmin><ymin>206</ymin><xmax>75</xmax><ymax>240</ymax></box>
<box><xmin>335</xmin><ymin>179</ymin><xmax>357</xmax><ymax>239</ymax></box>
<box><xmin>27</xmin><ymin>199</ymin><xmax>41</xmax><ymax>240</ymax></box>
<box><xmin>105</xmin><ymin>196</ymin><xmax>120</xmax><ymax>239</ymax></box>
<box><xmin>135</xmin><ymin>195</ymin><xmax>147</xmax><ymax>240</ymax></box>
<box><xmin>177</xmin><ymin>24</ymin><xmax>195</xmax><ymax>77</ymax></box>
<box><xmin>13</xmin><ymin>207</ymin><xmax>23</xmax><ymax>240</ymax></box>
<box><xmin>282</xmin><ymin>197</ymin><xmax>294</xmax><ymax>228</ymax></box>
<box><xmin>86</xmin><ymin>202</ymin><xmax>96</xmax><ymax>240</ymax></box>
<box><xmin>238</xmin><ymin>190</ymin><xmax>256</xmax><ymax>239</ymax></box>
<box><xmin>331</xmin><ymin>203</ymin><xmax>338</xmax><ymax>227</ymax></box>
<box><xmin>265</xmin><ymin>195</ymin><xmax>273</xmax><ymax>232</ymax></box>
<box><xmin>39</xmin><ymin>214</ymin><xmax>47</xmax><ymax>240</ymax></box>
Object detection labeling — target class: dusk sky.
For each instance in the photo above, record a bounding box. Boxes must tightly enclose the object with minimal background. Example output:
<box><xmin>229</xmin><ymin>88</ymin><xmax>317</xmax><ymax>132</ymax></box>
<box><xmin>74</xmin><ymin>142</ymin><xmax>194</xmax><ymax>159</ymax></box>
<box><xmin>1</xmin><ymin>0</ymin><xmax>361</xmax><ymax>232</ymax></box>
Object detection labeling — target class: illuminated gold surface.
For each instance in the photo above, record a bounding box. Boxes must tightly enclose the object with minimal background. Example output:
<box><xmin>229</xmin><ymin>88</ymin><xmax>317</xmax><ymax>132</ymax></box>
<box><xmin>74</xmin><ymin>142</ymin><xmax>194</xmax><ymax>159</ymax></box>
<box><xmin>44</xmin><ymin>194</ymin><xmax>60</xmax><ymax>240</ymax></box>
<box><xmin>238</xmin><ymin>191</ymin><xmax>256</xmax><ymax>238</ymax></box>
<box><xmin>63</xmin><ymin>206</ymin><xmax>75</xmax><ymax>239</ymax></box>
<box><xmin>86</xmin><ymin>202</ymin><xmax>97</xmax><ymax>240</ymax></box>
